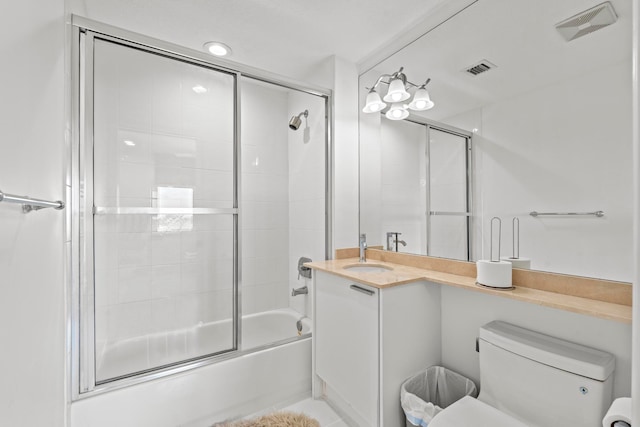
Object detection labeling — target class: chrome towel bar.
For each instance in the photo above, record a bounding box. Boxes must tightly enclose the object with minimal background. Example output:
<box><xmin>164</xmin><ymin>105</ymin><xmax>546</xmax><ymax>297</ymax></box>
<box><xmin>0</xmin><ymin>190</ymin><xmax>65</xmax><ymax>213</ymax></box>
<box><xmin>530</xmin><ymin>211</ymin><xmax>604</xmax><ymax>218</ymax></box>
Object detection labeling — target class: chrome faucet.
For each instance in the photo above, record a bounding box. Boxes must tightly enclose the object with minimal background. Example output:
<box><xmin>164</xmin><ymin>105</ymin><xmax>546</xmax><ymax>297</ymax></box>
<box><xmin>291</xmin><ymin>286</ymin><xmax>308</xmax><ymax>296</ymax></box>
<box><xmin>359</xmin><ymin>233</ymin><xmax>367</xmax><ymax>262</ymax></box>
<box><xmin>386</xmin><ymin>232</ymin><xmax>407</xmax><ymax>252</ymax></box>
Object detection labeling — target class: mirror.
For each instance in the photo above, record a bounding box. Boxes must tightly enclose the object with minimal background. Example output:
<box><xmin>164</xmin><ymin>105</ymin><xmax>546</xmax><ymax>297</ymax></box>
<box><xmin>359</xmin><ymin>0</ymin><xmax>632</xmax><ymax>282</ymax></box>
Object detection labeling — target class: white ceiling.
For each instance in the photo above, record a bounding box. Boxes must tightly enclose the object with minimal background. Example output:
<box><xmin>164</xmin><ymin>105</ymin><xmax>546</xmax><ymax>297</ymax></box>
<box><xmin>367</xmin><ymin>0</ymin><xmax>632</xmax><ymax>121</ymax></box>
<box><xmin>74</xmin><ymin>0</ymin><xmax>455</xmax><ymax>80</ymax></box>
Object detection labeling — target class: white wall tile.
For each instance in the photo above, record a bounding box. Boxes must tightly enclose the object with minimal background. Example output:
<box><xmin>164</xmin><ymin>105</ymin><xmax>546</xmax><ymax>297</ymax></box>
<box><xmin>151</xmin><ymin>297</ymin><xmax>177</xmax><ymax>333</ymax></box>
<box><xmin>181</xmin><ymin>262</ymin><xmax>205</xmax><ymax>293</ymax></box>
<box><xmin>151</xmin><ymin>264</ymin><xmax>181</xmax><ymax>298</ymax></box>
<box><xmin>117</xmin><ymin>162</ymin><xmax>154</xmax><ymax>199</ymax></box>
<box><xmin>110</xmin><ymin>301</ymin><xmax>153</xmax><ymax>341</ymax></box>
<box><xmin>117</xmin><ymin>232</ymin><xmax>152</xmax><ymax>267</ymax></box>
<box><xmin>118</xmin><ymin>266</ymin><xmax>152</xmax><ymax>303</ymax></box>
<box><xmin>151</xmin><ymin>231</ymin><xmax>182</xmax><ymax>265</ymax></box>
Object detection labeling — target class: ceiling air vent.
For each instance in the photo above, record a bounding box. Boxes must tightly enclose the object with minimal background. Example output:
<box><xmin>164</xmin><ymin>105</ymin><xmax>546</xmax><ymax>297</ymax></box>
<box><xmin>464</xmin><ymin>60</ymin><xmax>497</xmax><ymax>76</ymax></box>
<box><xmin>555</xmin><ymin>2</ymin><xmax>617</xmax><ymax>42</ymax></box>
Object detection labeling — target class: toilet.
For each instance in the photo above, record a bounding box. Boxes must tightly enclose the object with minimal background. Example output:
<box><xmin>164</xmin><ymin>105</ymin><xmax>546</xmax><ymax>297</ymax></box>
<box><xmin>430</xmin><ymin>321</ymin><xmax>615</xmax><ymax>427</ymax></box>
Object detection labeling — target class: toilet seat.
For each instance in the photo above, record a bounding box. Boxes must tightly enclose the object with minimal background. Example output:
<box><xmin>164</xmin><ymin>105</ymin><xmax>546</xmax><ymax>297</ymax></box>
<box><xmin>428</xmin><ymin>396</ymin><xmax>528</xmax><ymax>427</ymax></box>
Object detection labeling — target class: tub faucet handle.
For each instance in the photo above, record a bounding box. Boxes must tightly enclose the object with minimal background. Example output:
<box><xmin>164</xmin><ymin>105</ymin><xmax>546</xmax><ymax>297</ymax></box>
<box><xmin>297</xmin><ymin>257</ymin><xmax>312</xmax><ymax>280</ymax></box>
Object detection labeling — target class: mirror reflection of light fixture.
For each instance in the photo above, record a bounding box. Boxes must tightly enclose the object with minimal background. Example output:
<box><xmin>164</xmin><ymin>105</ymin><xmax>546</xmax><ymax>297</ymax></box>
<box><xmin>362</xmin><ymin>67</ymin><xmax>434</xmax><ymax>120</ymax></box>
<box><xmin>386</xmin><ymin>103</ymin><xmax>410</xmax><ymax>120</ymax></box>
<box><xmin>362</xmin><ymin>90</ymin><xmax>387</xmax><ymax>113</ymax></box>
<box><xmin>383</xmin><ymin>77</ymin><xmax>411</xmax><ymax>102</ymax></box>
<box><xmin>408</xmin><ymin>83</ymin><xmax>434</xmax><ymax>111</ymax></box>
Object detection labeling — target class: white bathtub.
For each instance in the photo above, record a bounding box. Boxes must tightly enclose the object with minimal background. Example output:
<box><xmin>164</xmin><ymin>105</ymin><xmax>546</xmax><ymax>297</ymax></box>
<box><xmin>241</xmin><ymin>308</ymin><xmax>312</xmax><ymax>348</ymax></box>
<box><xmin>75</xmin><ymin>308</ymin><xmax>312</xmax><ymax>426</ymax></box>
<box><xmin>96</xmin><ymin>308</ymin><xmax>311</xmax><ymax>382</ymax></box>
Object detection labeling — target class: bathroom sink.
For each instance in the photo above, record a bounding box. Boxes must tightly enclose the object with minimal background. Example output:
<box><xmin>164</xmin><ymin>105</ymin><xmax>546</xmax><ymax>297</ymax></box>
<box><xmin>343</xmin><ymin>263</ymin><xmax>393</xmax><ymax>273</ymax></box>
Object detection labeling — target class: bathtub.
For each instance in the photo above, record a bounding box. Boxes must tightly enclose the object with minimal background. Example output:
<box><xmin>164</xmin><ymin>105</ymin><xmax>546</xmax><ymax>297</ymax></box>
<box><xmin>74</xmin><ymin>308</ymin><xmax>312</xmax><ymax>427</ymax></box>
<box><xmin>96</xmin><ymin>308</ymin><xmax>312</xmax><ymax>382</ymax></box>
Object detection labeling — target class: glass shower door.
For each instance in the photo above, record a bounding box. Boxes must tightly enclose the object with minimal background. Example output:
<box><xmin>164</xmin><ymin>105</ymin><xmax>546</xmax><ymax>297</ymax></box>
<box><xmin>426</xmin><ymin>127</ymin><xmax>471</xmax><ymax>260</ymax></box>
<box><xmin>86</xmin><ymin>37</ymin><xmax>237</xmax><ymax>385</ymax></box>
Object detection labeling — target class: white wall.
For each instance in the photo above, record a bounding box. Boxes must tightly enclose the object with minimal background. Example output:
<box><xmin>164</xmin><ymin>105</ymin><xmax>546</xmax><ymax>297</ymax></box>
<box><xmin>328</xmin><ymin>57</ymin><xmax>360</xmax><ymax>252</ymax></box>
<box><xmin>287</xmin><ymin>91</ymin><xmax>326</xmax><ymax>316</ymax></box>
<box><xmin>631</xmin><ymin>0</ymin><xmax>639</xmax><ymax>420</ymax></box>
<box><xmin>441</xmin><ymin>286</ymin><xmax>632</xmax><ymax>399</ymax></box>
<box><xmin>358</xmin><ymin>68</ymin><xmax>384</xmax><ymax>249</ymax></box>
<box><xmin>446</xmin><ymin>60</ymin><xmax>632</xmax><ymax>281</ymax></box>
<box><xmin>0</xmin><ymin>1</ymin><xmax>66</xmax><ymax>426</ymax></box>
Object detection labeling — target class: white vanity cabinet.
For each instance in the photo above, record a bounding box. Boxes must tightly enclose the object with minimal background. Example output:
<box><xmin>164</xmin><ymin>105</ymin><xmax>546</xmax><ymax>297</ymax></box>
<box><xmin>313</xmin><ymin>270</ymin><xmax>441</xmax><ymax>427</ymax></box>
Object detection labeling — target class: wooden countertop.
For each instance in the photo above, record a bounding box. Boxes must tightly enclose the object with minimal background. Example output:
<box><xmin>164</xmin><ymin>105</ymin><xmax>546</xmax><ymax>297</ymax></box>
<box><xmin>305</xmin><ymin>256</ymin><xmax>632</xmax><ymax>324</ymax></box>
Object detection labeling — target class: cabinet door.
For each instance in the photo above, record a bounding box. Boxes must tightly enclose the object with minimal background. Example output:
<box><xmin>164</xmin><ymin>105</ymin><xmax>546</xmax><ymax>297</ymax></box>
<box><xmin>315</xmin><ymin>272</ymin><xmax>379</xmax><ymax>426</ymax></box>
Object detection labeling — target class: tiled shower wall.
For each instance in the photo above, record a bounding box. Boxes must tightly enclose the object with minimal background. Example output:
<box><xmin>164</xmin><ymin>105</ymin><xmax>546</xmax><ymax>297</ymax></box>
<box><xmin>287</xmin><ymin>91</ymin><xmax>326</xmax><ymax>316</ymax></box>
<box><xmin>242</xmin><ymin>80</ymin><xmax>326</xmax><ymax>318</ymax></box>
<box><xmin>240</xmin><ymin>79</ymin><xmax>291</xmax><ymax>315</ymax></box>
<box><xmin>93</xmin><ymin>54</ymin><xmax>325</xmax><ymax>363</ymax></box>
<box><xmin>93</xmin><ymin>41</ymin><xmax>236</xmax><ymax>357</ymax></box>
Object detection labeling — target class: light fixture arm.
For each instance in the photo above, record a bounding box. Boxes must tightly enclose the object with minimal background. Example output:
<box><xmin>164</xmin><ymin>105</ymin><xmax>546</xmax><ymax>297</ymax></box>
<box><xmin>366</xmin><ymin>67</ymin><xmax>428</xmax><ymax>91</ymax></box>
<box><xmin>362</xmin><ymin>66</ymin><xmax>435</xmax><ymax>118</ymax></box>
<box><xmin>367</xmin><ymin>73</ymin><xmax>395</xmax><ymax>92</ymax></box>
<box><xmin>419</xmin><ymin>78</ymin><xmax>431</xmax><ymax>89</ymax></box>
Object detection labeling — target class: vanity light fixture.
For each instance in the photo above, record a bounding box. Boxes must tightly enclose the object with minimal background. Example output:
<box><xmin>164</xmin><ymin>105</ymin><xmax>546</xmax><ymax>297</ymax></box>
<box><xmin>203</xmin><ymin>41</ymin><xmax>232</xmax><ymax>57</ymax></box>
<box><xmin>362</xmin><ymin>67</ymin><xmax>434</xmax><ymax>120</ymax></box>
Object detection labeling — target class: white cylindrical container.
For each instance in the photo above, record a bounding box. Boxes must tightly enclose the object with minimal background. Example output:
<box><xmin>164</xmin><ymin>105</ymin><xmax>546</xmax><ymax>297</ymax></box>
<box><xmin>476</xmin><ymin>260</ymin><xmax>512</xmax><ymax>288</ymax></box>
<box><xmin>602</xmin><ymin>397</ymin><xmax>631</xmax><ymax>427</ymax></box>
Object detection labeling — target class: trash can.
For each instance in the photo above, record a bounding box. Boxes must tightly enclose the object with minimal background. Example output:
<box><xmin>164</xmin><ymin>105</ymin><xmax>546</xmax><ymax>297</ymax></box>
<box><xmin>400</xmin><ymin>366</ymin><xmax>478</xmax><ymax>427</ymax></box>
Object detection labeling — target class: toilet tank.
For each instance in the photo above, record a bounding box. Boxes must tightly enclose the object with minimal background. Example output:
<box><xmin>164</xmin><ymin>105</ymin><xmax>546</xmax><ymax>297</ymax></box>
<box><xmin>477</xmin><ymin>321</ymin><xmax>615</xmax><ymax>427</ymax></box>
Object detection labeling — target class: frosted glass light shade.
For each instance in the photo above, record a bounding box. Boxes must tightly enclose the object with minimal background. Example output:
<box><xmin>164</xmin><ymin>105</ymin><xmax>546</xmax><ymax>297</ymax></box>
<box><xmin>383</xmin><ymin>78</ymin><xmax>410</xmax><ymax>103</ymax></box>
<box><xmin>362</xmin><ymin>90</ymin><xmax>387</xmax><ymax>113</ymax></box>
<box><xmin>385</xmin><ymin>103</ymin><xmax>409</xmax><ymax>120</ymax></box>
<box><xmin>408</xmin><ymin>88</ymin><xmax>434</xmax><ymax>111</ymax></box>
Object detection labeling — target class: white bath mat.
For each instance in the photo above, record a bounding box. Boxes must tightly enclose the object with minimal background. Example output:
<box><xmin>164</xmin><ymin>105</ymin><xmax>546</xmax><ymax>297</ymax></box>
<box><xmin>212</xmin><ymin>411</ymin><xmax>320</xmax><ymax>427</ymax></box>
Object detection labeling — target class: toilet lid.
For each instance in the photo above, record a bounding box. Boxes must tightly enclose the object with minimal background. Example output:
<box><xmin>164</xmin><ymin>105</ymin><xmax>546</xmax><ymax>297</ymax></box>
<box><xmin>429</xmin><ymin>396</ymin><xmax>528</xmax><ymax>427</ymax></box>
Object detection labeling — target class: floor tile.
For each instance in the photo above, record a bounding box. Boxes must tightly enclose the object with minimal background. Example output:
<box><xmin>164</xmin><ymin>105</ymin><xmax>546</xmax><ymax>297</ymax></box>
<box><xmin>282</xmin><ymin>398</ymin><xmax>343</xmax><ymax>426</ymax></box>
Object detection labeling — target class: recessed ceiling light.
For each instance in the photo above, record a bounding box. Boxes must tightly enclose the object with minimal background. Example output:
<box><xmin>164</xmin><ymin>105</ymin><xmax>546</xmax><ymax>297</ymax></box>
<box><xmin>203</xmin><ymin>41</ymin><xmax>232</xmax><ymax>57</ymax></box>
<box><xmin>123</xmin><ymin>140</ymin><xmax>136</xmax><ymax>146</ymax></box>
<box><xmin>192</xmin><ymin>85</ymin><xmax>208</xmax><ymax>94</ymax></box>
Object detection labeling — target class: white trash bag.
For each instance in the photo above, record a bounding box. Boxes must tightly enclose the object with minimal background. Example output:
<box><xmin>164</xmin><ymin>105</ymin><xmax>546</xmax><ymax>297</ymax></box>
<box><xmin>400</xmin><ymin>366</ymin><xmax>478</xmax><ymax>427</ymax></box>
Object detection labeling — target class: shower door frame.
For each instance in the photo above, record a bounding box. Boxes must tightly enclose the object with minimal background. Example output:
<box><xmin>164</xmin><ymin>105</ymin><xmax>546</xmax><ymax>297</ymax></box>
<box><xmin>405</xmin><ymin>115</ymin><xmax>474</xmax><ymax>261</ymax></box>
<box><xmin>68</xmin><ymin>16</ymin><xmax>333</xmax><ymax>399</ymax></box>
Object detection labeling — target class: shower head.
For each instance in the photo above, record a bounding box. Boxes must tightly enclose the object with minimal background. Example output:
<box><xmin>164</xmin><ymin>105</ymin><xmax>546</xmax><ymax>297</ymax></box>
<box><xmin>289</xmin><ymin>110</ymin><xmax>308</xmax><ymax>130</ymax></box>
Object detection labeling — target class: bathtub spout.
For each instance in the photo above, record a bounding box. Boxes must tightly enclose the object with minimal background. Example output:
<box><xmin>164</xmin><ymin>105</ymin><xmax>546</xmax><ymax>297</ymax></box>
<box><xmin>291</xmin><ymin>286</ymin><xmax>308</xmax><ymax>296</ymax></box>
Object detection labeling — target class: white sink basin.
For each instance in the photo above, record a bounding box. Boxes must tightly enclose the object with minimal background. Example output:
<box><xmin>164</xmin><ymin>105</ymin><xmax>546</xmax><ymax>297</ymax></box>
<box><xmin>343</xmin><ymin>263</ymin><xmax>393</xmax><ymax>273</ymax></box>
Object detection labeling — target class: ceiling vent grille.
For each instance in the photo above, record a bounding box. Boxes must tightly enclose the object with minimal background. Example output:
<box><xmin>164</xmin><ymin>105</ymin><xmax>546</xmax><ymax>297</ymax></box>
<box><xmin>555</xmin><ymin>2</ymin><xmax>617</xmax><ymax>42</ymax></box>
<box><xmin>464</xmin><ymin>60</ymin><xmax>497</xmax><ymax>76</ymax></box>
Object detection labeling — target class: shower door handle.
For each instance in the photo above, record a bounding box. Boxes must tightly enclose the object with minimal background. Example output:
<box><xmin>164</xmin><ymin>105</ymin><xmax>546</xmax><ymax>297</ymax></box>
<box><xmin>349</xmin><ymin>284</ymin><xmax>375</xmax><ymax>296</ymax></box>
